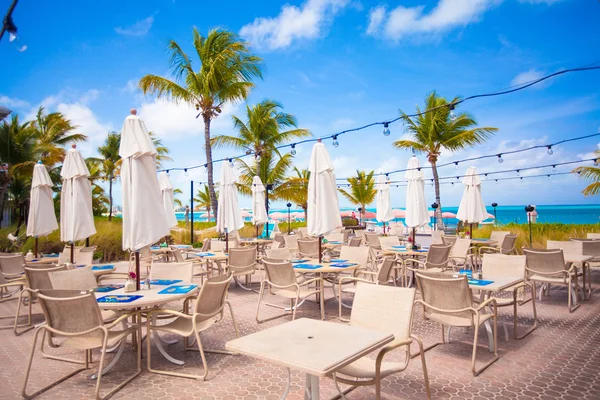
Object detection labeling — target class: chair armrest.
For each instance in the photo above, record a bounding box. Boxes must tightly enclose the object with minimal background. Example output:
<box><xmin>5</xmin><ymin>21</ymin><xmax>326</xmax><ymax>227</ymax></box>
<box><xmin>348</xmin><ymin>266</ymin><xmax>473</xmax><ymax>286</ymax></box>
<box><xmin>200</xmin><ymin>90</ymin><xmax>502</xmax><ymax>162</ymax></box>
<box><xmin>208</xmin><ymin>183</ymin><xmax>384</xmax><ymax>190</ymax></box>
<box><xmin>355</xmin><ymin>270</ymin><xmax>378</xmax><ymax>277</ymax></box>
<box><xmin>265</xmin><ymin>280</ymin><xmax>301</xmax><ymax>290</ymax></box>
<box><xmin>405</xmin><ymin>259</ymin><xmax>426</xmax><ymax>269</ymax></box>
<box><xmin>338</xmin><ymin>276</ymin><xmax>374</xmax><ymax>286</ymax></box>
<box><xmin>375</xmin><ymin>338</ymin><xmax>413</xmax><ymax>374</ymax></box>
<box><xmin>478</xmin><ymin>246</ymin><xmax>499</xmax><ymax>255</ymax></box>
<box><xmin>414</xmin><ymin>298</ymin><xmax>475</xmax><ymax>314</ymax></box>
<box><xmin>475</xmin><ymin>297</ymin><xmax>497</xmax><ymax>312</ymax></box>
<box><xmin>298</xmin><ymin>278</ymin><xmax>321</xmax><ymax>287</ymax></box>
<box><xmin>146</xmin><ymin>308</ymin><xmax>191</xmax><ymax>321</ymax></box>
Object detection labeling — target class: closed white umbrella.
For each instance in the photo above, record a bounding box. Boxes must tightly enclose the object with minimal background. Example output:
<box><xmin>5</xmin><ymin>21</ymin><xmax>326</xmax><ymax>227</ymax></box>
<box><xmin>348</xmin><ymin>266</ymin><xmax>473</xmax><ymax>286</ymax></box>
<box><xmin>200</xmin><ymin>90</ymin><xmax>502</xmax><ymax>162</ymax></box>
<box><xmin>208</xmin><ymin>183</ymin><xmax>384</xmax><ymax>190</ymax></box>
<box><xmin>120</xmin><ymin>109</ymin><xmax>170</xmax><ymax>287</ymax></box>
<box><xmin>158</xmin><ymin>172</ymin><xmax>178</xmax><ymax>228</ymax></box>
<box><xmin>307</xmin><ymin>140</ymin><xmax>342</xmax><ymax>261</ymax></box>
<box><xmin>251</xmin><ymin>175</ymin><xmax>269</xmax><ymax>236</ymax></box>
<box><xmin>60</xmin><ymin>145</ymin><xmax>96</xmax><ymax>262</ymax></box>
<box><xmin>27</xmin><ymin>161</ymin><xmax>58</xmax><ymax>256</ymax></box>
<box><xmin>216</xmin><ymin>161</ymin><xmax>244</xmax><ymax>251</ymax></box>
<box><xmin>376</xmin><ymin>174</ymin><xmax>393</xmax><ymax>233</ymax></box>
<box><xmin>456</xmin><ymin>166</ymin><xmax>487</xmax><ymax>235</ymax></box>
<box><xmin>405</xmin><ymin>156</ymin><xmax>429</xmax><ymax>243</ymax></box>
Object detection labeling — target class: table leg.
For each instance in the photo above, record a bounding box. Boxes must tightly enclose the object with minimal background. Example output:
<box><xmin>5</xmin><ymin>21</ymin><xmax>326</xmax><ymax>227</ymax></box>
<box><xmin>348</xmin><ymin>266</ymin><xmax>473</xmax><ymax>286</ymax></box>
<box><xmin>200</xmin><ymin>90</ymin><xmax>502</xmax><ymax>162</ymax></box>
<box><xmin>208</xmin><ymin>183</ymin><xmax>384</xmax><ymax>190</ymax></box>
<box><xmin>304</xmin><ymin>373</ymin><xmax>320</xmax><ymax>399</ymax></box>
<box><xmin>152</xmin><ymin>314</ymin><xmax>184</xmax><ymax>365</ymax></box>
<box><xmin>90</xmin><ymin>337</ymin><xmax>126</xmax><ymax>379</ymax></box>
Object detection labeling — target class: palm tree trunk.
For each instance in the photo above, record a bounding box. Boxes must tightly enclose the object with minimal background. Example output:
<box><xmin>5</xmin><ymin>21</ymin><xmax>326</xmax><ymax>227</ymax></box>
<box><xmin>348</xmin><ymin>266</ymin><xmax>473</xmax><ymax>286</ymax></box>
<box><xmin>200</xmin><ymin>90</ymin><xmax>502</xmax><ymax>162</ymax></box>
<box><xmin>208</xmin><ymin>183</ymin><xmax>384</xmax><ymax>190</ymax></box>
<box><xmin>206</xmin><ymin>206</ymin><xmax>210</xmax><ymax>222</ymax></box>
<box><xmin>108</xmin><ymin>179</ymin><xmax>113</xmax><ymax>222</ymax></box>
<box><xmin>0</xmin><ymin>178</ymin><xmax>9</xmax><ymax>227</ymax></box>
<box><xmin>431</xmin><ymin>161</ymin><xmax>444</xmax><ymax>230</ymax></box>
<box><xmin>203</xmin><ymin>115</ymin><xmax>218</xmax><ymax>218</ymax></box>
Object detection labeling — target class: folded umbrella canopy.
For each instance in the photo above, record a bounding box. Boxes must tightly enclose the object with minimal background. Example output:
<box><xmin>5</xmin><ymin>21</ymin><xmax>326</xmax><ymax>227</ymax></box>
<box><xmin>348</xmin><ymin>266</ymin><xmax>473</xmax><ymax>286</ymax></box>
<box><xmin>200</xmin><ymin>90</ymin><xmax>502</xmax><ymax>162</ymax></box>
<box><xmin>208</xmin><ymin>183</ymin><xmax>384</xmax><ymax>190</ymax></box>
<box><xmin>27</xmin><ymin>161</ymin><xmax>58</xmax><ymax>256</ymax></box>
<box><xmin>60</xmin><ymin>145</ymin><xmax>96</xmax><ymax>262</ymax></box>
<box><xmin>376</xmin><ymin>175</ymin><xmax>393</xmax><ymax>232</ymax></box>
<box><xmin>251</xmin><ymin>175</ymin><xmax>269</xmax><ymax>236</ymax></box>
<box><xmin>405</xmin><ymin>156</ymin><xmax>429</xmax><ymax>242</ymax></box>
<box><xmin>456</xmin><ymin>166</ymin><xmax>488</xmax><ymax>235</ymax></box>
<box><xmin>307</xmin><ymin>140</ymin><xmax>342</xmax><ymax>261</ymax></box>
<box><xmin>120</xmin><ymin>110</ymin><xmax>170</xmax><ymax>288</ymax></box>
<box><xmin>216</xmin><ymin>161</ymin><xmax>244</xmax><ymax>251</ymax></box>
<box><xmin>158</xmin><ymin>172</ymin><xmax>178</xmax><ymax>228</ymax></box>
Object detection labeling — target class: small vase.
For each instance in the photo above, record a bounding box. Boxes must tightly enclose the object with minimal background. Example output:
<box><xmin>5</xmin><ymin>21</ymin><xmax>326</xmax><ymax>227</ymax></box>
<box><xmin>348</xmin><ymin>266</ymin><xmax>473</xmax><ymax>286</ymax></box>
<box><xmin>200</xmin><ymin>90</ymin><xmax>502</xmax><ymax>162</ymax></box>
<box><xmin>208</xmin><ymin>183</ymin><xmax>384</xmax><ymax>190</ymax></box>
<box><xmin>124</xmin><ymin>279</ymin><xmax>136</xmax><ymax>293</ymax></box>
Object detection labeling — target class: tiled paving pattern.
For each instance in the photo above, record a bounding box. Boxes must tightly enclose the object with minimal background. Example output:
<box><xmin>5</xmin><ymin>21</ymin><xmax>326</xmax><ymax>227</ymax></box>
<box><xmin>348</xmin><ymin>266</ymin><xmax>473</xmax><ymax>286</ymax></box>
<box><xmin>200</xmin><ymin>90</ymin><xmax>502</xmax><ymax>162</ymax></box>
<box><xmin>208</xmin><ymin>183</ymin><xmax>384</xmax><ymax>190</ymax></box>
<box><xmin>0</xmin><ymin>267</ymin><xmax>598</xmax><ymax>399</ymax></box>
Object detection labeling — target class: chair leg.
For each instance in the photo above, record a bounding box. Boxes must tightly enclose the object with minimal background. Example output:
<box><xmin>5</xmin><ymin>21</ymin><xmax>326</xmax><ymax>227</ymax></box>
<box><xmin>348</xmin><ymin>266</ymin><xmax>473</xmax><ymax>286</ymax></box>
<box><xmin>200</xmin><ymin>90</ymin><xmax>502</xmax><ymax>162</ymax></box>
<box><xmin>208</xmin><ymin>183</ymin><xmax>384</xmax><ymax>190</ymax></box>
<box><xmin>514</xmin><ymin>282</ymin><xmax>538</xmax><ymax>340</ymax></box>
<box><xmin>256</xmin><ymin>282</ymin><xmax>291</xmax><ymax>324</ymax></box>
<box><xmin>568</xmin><ymin>276</ymin><xmax>581</xmax><ymax>313</ymax></box>
<box><xmin>412</xmin><ymin>335</ymin><xmax>432</xmax><ymax>400</ymax></box>
<box><xmin>14</xmin><ymin>290</ymin><xmax>34</xmax><ymax>336</ymax></box>
<box><xmin>471</xmin><ymin>314</ymin><xmax>499</xmax><ymax>376</ymax></box>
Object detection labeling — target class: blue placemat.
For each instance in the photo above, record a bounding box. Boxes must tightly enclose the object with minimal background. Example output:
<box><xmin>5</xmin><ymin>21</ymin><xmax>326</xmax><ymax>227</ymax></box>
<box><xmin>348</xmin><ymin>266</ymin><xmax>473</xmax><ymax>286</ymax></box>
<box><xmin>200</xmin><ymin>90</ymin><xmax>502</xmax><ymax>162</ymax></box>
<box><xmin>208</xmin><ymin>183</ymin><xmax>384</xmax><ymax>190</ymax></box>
<box><xmin>293</xmin><ymin>264</ymin><xmax>320</xmax><ymax>270</ymax></box>
<box><xmin>195</xmin><ymin>252</ymin><xmax>215</xmax><ymax>257</ymax></box>
<box><xmin>151</xmin><ymin>279</ymin><xmax>182</xmax><ymax>285</ymax></box>
<box><xmin>43</xmin><ymin>253</ymin><xmax>59</xmax><ymax>258</ymax></box>
<box><xmin>97</xmin><ymin>295</ymin><xmax>143</xmax><ymax>303</ymax></box>
<box><xmin>468</xmin><ymin>279</ymin><xmax>494</xmax><ymax>286</ymax></box>
<box><xmin>327</xmin><ymin>241</ymin><xmax>343</xmax><ymax>244</ymax></box>
<box><xmin>331</xmin><ymin>262</ymin><xmax>357</xmax><ymax>268</ymax></box>
<box><xmin>92</xmin><ymin>265</ymin><xmax>114</xmax><ymax>271</ymax></box>
<box><xmin>76</xmin><ymin>264</ymin><xmax>87</xmax><ymax>268</ymax></box>
<box><xmin>150</xmin><ymin>246</ymin><xmax>160</xmax><ymax>250</ymax></box>
<box><xmin>158</xmin><ymin>285</ymin><xmax>197</xmax><ymax>295</ymax></box>
<box><xmin>175</xmin><ymin>245</ymin><xmax>191</xmax><ymax>248</ymax></box>
<box><xmin>291</xmin><ymin>259</ymin><xmax>309</xmax><ymax>263</ymax></box>
<box><xmin>458</xmin><ymin>269</ymin><xmax>472</xmax><ymax>277</ymax></box>
<box><xmin>95</xmin><ymin>284</ymin><xmax>124</xmax><ymax>293</ymax></box>
<box><xmin>392</xmin><ymin>245</ymin><xmax>406</xmax><ymax>249</ymax></box>
<box><xmin>329</xmin><ymin>259</ymin><xmax>348</xmax><ymax>263</ymax></box>
<box><xmin>416</xmin><ymin>249</ymin><xmax>428</xmax><ymax>253</ymax></box>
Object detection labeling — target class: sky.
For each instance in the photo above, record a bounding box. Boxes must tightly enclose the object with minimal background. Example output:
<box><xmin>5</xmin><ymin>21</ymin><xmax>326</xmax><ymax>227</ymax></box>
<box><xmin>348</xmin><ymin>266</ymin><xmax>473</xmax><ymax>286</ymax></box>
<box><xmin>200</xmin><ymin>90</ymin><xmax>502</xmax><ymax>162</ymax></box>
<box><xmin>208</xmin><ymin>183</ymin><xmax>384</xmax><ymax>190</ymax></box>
<box><xmin>1</xmin><ymin>0</ymin><xmax>600</xmax><ymax>211</ymax></box>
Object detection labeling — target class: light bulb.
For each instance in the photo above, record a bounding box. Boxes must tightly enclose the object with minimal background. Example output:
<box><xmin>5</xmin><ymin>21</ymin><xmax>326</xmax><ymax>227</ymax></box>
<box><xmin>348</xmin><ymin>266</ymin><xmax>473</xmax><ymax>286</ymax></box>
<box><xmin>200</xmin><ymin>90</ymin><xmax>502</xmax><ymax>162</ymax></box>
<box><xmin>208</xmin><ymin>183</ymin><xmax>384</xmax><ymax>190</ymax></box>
<box><xmin>450</xmin><ymin>110</ymin><xmax>456</xmax><ymax>121</ymax></box>
<box><xmin>290</xmin><ymin>144</ymin><xmax>296</xmax><ymax>156</ymax></box>
<box><xmin>332</xmin><ymin>136</ymin><xmax>339</xmax><ymax>148</ymax></box>
<box><xmin>383</xmin><ymin>123</ymin><xmax>390</xmax><ymax>137</ymax></box>
<box><xmin>7</xmin><ymin>19</ymin><xmax>27</xmax><ymax>52</ymax></box>
<box><xmin>497</xmin><ymin>154</ymin><xmax>503</xmax><ymax>164</ymax></box>
<box><xmin>495</xmin><ymin>179</ymin><xmax>498</xmax><ymax>184</ymax></box>
<box><xmin>516</xmin><ymin>170</ymin><xmax>520</xmax><ymax>176</ymax></box>
<box><xmin>547</xmin><ymin>175</ymin><xmax>551</xmax><ymax>180</ymax></box>
<box><xmin>520</xmin><ymin>177</ymin><xmax>523</xmax><ymax>182</ymax></box>
<box><xmin>552</xmin><ymin>165</ymin><xmax>556</xmax><ymax>172</ymax></box>
<box><xmin>547</xmin><ymin>146</ymin><xmax>553</xmax><ymax>155</ymax></box>
<box><xmin>454</xmin><ymin>162</ymin><xmax>459</xmax><ymax>170</ymax></box>
<box><xmin>184</xmin><ymin>169</ymin><xmax>189</xmax><ymax>177</ymax></box>
<box><xmin>595</xmin><ymin>159</ymin><xmax>599</xmax><ymax>166</ymax></box>
<box><xmin>204</xmin><ymin>164</ymin><xmax>208</xmax><ymax>172</ymax></box>
<box><xmin>166</xmin><ymin>170</ymin><xmax>170</xmax><ymax>175</ymax></box>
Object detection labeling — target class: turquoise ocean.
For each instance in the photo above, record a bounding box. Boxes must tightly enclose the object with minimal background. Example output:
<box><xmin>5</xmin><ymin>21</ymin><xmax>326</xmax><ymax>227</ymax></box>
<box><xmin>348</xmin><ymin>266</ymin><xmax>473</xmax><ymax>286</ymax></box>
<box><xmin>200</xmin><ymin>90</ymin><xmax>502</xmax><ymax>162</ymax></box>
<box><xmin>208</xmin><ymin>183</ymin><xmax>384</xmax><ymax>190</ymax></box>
<box><xmin>175</xmin><ymin>204</ymin><xmax>600</xmax><ymax>225</ymax></box>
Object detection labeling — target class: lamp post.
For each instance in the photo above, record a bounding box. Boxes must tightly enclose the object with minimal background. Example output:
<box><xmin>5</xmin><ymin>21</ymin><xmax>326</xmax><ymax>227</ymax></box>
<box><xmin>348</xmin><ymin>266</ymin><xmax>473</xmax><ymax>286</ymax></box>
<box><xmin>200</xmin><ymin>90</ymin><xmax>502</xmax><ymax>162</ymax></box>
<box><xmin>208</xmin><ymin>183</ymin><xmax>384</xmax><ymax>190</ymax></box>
<box><xmin>492</xmin><ymin>202</ymin><xmax>498</xmax><ymax>225</ymax></box>
<box><xmin>431</xmin><ymin>203</ymin><xmax>439</xmax><ymax>231</ymax></box>
<box><xmin>286</xmin><ymin>202</ymin><xmax>292</xmax><ymax>234</ymax></box>
<box><xmin>525</xmin><ymin>205</ymin><xmax>535</xmax><ymax>247</ymax></box>
<box><xmin>358</xmin><ymin>207</ymin><xmax>363</xmax><ymax>227</ymax></box>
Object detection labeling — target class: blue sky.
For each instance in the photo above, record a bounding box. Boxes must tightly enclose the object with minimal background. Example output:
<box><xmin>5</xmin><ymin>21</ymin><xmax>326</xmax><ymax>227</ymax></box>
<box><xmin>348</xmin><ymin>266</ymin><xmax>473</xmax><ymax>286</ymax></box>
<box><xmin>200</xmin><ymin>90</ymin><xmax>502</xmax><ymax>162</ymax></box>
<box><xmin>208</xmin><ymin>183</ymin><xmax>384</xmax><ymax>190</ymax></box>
<box><xmin>2</xmin><ymin>0</ymin><xmax>600</xmax><ymax>210</ymax></box>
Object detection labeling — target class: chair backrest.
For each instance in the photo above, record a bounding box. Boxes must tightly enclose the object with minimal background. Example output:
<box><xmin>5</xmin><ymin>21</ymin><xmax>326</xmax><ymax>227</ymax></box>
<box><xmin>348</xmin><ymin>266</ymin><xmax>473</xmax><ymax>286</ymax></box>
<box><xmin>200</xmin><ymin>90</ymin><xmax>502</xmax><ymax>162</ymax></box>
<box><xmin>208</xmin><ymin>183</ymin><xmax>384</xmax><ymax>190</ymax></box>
<box><xmin>298</xmin><ymin>227</ymin><xmax>308</xmax><ymax>237</ymax></box>
<box><xmin>58</xmin><ymin>252</ymin><xmax>70</xmax><ymax>265</ymax></box>
<box><xmin>228</xmin><ymin>247</ymin><xmax>257</xmax><ymax>268</ymax></box>
<box><xmin>284</xmin><ymin>235</ymin><xmax>299</xmax><ymax>249</ymax></box>
<box><xmin>378</xmin><ymin>236</ymin><xmax>400</xmax><ymax>250</ymax></box>
<box><xmin>490</xmin><ymin>231</ymin><xmax>510</xmax><ymax>245</ymax></box>
<box><xmin>49</xmin><ymin>268</ymin><xmax>98</xmax><ymax>290</ymax></box>
<box><xmin>348</xmin><ymin>237</ymin><xmax>362</xmax><ymax>247</ymax></box>
<box><xmin>74</xmin><ymin>250</ymin><xmax>94</xmax><ymax>266</ymax></box>
<box><xmin>297</xmin><ymin>239</ymin><xmax>320</xmax><ymax>258</ymax></box>
<box><xmin>376</xmin><ymin>256</ymin><xmax>396</xmax><ymax>284</ymax></box>
<box><xmin>200</xmin><ymin>238</ymin><xmax>210</xmax><ymax>252</ymax></box>
<box><xmin>450</xmin><ymin>238</ymin><xmax>471</xmax><ymax>259</ymax></box>
<box><xmin>354</xmin><ymin>230</ymin><xmax>366</xmax><ymax>239</ymax></box>
<box><xmin>339</xmin><ymin>246</ymin><xmax>369</xmax><ymax>269</ymax></box>
<box><xmin>523</xmin><ymin>248</ymin><xmax>566</xmax><ymax>277</ymax></box>
<box><xmin>571</xmin><ymin>238</ymin><xmax>600</xmax><ymax>257</ymax></box>
<box><xmin>415</xmin><ymin>272</ymin><xmax>473</xmax><ymax>323</ymax></box>
<box><xmin>25</xmin><ymin>265</ymin><xmax>68</xmax><ymax>290</ymax></box>
<box><xmin>481</xmin><ymin>254</ymin><xmax>526</xmax><ymax>278</ymax></box>
<box><xmin>341</xmin><ymin>229</ymin><xmax>351</xmax><ymax>243</ymax></box>
<box><xmin>210</xmin><ymin>240</ymin><xmax>227</xmax><ymax>252</ymax></box>
<box><xmin>426</xmin><ymin>244</ymin><xmax>452</xmax><ymax>268</ymax></box>
<box><xmin>262</xmin><ymin>258</ymin><xmax>298</xmax><ymax>288</ymax></box>
<box><xmin>150</xmin><ymin>262</ymin><xmax>194</xmax><ymax>281</ymax></box>
<box><xmin>587</xmin><ymin>233</ymin><xmax>600</xmax><ymax>239</ymax></box>
<box><xmin>350</xmin><ymin>283</ymin><xmax>416</xmax><ymax>342</ymax></box>
<box><xmin>441</xmin><ymin>235</ymin><xmax>457</xmax><ymax>246</ymax></box>
<box><xmin>325</xmin><ymin>233</ymin><xmax>344</xmax><ymax>243</ymax></box>
<box><xmin>265</xmin><ymin>248</ymin><xmax>292</xmax><ymax>261</ymax></box>
<box><xmin>273</xmin><ymin>233</ymin><xmax>286</xmax><ymax>247</ymax></box>
<box><xmin>364</xmin><ymin>233</ymin><xmax>381</xmax><ymax>248</ymax></box>
<box><xmin>500</xmin><ymin>234</ymin><xmax>518</xmax><ymax>254</ymax></box>
<box><xmin>172</xmin><ymin>249</ymin><xmax>185</xmax><ymax>262</ymax></box>
<box><xmin>194</xmin><ymin>274</ymin><xmax>233</xmax><ymax>319</ymax></box>
<box><xmin>431</xmin><ymin>231</ymin><xmax>443</xmax><ymax>245</ymax></box>
<box><xmin>0</xmin><ymin>255</ymin><xmax>25</xmax><ymax>275</ymax></box>
<box><xmin>37</xmin><ymin>289</ymin><xmax>104</xmax><ymax>338</ymax></box>
<box><xmin>546</xmin><ymin>240</ymin><xmax>582</xmax><ymax>260</ymax></box>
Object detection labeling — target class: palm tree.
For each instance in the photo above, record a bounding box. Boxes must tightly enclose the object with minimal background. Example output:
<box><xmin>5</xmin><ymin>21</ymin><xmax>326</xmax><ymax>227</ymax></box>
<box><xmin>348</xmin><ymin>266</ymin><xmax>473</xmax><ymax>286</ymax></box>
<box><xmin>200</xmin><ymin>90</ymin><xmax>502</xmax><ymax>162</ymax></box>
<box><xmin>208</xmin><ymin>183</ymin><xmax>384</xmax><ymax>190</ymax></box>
<box><xmin>97</xmin><ymin>132</ymin><xmax>120</xmax><ymax>221</ymax></box>
<box><xmin>31</xmin><ymin>107</ymin><xmax>86</xmax><ymax>167</ymax></box>
<box><xmin>338</xmin><ymin>170</ymin><xmax>377</xmax><ymax>221</ymax></box>
<box><xmin>85</xmin><ymin>158</ymin><xmax>109</xmax><ymax>216</ymax></box>
<box><xmin>573</xmin><ymin>152</ymin><xmax>600</xmax><ymax>195</ymax></box>
<box><xmin>194</xmin><ymin>184</ymin><xmax>216</xmax><ymax>221</ymax></box>
<box><xmin>148</xmin><ymin>132</ymin><xmax>172</xmax><ymax>167</ymax></box>
<box><xmin>139</xmin><ymin>27</ymin><xmax>263</xmax><ymax>220</ymax></box>
<box><xmin>393</xmin><ymin>92</ymin><xmax>497</xmax><ymax>228</ymax></box>
<box><xmin>278</xmin><ymin>167</ymin><xmax>310</xmax><ymax>218</ymax></box>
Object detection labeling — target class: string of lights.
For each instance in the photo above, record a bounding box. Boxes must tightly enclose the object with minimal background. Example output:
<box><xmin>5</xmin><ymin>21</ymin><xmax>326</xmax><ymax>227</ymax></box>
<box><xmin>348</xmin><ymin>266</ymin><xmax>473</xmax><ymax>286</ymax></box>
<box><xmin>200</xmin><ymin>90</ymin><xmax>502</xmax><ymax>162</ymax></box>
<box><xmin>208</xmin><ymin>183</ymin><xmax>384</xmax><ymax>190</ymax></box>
<box><xmin>159</xmin><ymin>63</ymin><xmax>600</xmax><ymax>174</ymax></box>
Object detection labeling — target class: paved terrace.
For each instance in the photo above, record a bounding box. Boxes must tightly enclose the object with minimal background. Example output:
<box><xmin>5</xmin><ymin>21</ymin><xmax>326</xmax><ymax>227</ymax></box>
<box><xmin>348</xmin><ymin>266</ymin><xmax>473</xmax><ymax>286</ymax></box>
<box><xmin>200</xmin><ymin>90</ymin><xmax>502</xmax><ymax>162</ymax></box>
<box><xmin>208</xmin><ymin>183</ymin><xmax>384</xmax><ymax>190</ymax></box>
<box><xmin>0</xmin><ymin>267</ymin><xmax>598</xmax><ymax>400</ymax></box>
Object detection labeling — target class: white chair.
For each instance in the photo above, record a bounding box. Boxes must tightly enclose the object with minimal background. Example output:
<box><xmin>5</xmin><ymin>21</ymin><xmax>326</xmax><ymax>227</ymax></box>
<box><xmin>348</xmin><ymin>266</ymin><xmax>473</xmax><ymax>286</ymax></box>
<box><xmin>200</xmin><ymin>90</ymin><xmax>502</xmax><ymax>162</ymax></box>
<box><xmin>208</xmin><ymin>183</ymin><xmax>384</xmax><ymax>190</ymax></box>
<box><xmin>265</xmin><ymin>248</ymin><xmax>292</xmax><ymax>261</ymax></box>
<box><xmin>431</xmin><ymin>231</ymin><xmax>443</xmax><ymax>245</ymax></box>
<box><xmin>378</xmin><ymin>236</ymin><xmax>401</xmax><ymax>250</ymax></box>
<box><xmin>325</xmin><ymin>233</ymin><xmax>344</xmax><ymax>243</ymax></box>
<box><xmin>449</xmin><ymin>238</ymin><xmax>476</xmax><ymax>270</ymax></box>
<box><xmin>586</xmin><ymin>233</ymin><xmax>600</xmax><ymax>239</ymax></box>
<box><xmin>150</xmin><ymin>262</ymin><xmax>194</xmax><ymax>282</ymax></box>
<box><xmin>283</xmin><ymin>235</ymin><xmax>299</xmax><ymax>254</ymax></box>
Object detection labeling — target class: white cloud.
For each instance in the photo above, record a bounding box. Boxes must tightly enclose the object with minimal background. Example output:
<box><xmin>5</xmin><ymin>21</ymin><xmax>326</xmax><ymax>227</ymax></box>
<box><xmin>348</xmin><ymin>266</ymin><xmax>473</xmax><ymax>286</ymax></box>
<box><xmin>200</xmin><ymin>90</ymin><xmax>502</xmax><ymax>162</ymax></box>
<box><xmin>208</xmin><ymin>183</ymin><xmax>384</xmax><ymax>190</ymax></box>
<box><xmin>510</xmin><ymin>68</ymin><xmax>547</xmax><ymax>88</ymax></box>
<box><xmin>121</xmin><ymin>79</ymin><xmax>139</xmax><ymax>94</ymax></box>
<box><xmin>239</xmin><ymin>0</ymin><xmax>349</xmax><ymax>50</ymax></box>
<box><xmin>115</xmin><ymin>16</ymin><xmax>154</xmax><ymax>37</ymax></box>
<box><xmin>0</xmin><ymin>95</ymin><xmax>30</xmax><ymax>109</ymax></box>
<box><xmin>519</xmin><ymin>0</ymin><xmax>564</xmax><ymax>4</ymax></box>
<box><xmin>366</xmin><ymin>0</ymin><xmax>500</xmax><ymax>41</ymax></box>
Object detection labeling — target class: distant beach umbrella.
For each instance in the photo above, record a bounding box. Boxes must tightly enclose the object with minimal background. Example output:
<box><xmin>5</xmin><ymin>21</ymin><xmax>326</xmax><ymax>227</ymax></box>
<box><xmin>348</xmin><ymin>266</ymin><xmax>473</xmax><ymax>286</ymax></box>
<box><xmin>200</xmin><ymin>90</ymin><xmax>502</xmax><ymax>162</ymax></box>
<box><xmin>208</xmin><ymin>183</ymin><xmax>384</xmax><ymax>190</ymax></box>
<box><xmin>269</xmin><ymin>212</ymin><xmax>286</xmax><ymax>220</ymax></box>
<box><xmin>442</xmin><ymin>212</ymin><xmax>457</xmax><ymax>219</ymax></box>
<box><xmin>457</xmin><ymin>167</ymin><xmax>488</xmax><ymax>232</ymax></box>
<box><xmin>251</xmin><ymin>176</ymin><xmax>269</xmax><ymax>225</ymax></box>
<box><xmin>158</xmin><ymin>172</ymin><xmax>178</xmax><ymax>228</ymax></box>
<box><xmin>376</xmin><ymin>175</ymin><xmax>394</xmax><ymax>225</ymax></box>
<box><xmin>60</xmin><ymin>145</ymin><xmax>96</xmax><ymax>261</ymax></box>
<box><xmin>361</xmin><ymin>211</ymin><xmax>377</xmax><ymax>219</ymax></box>
<box><xmin>307</xmin><ymin>141</ymin><xmax>342</xmax><ymax>237</ymax></box>
<box><xmin>216</xmin><ymin>161</ymin><xmax>244</xmax><ymax>250</ymax></box>
<box><xmin>405</xmin><ymin>156</ymin><xmax>429</xmax><ymax>229</ymax></box>
<box><xmin>393</xmin><ymin>209</ymin><xmax>406</xmax><ymax>218</ymax></box>
<box><xmin>120</xmin><ymin>110</ymin><xmax>170</xmax><ymax>287</ymax></box>
<box><xmin>28</xmin><ymin>162</ymin><xmax>58</xmax><ymax>257</ymax></box>
<box><xmin>240</xmin><ymin>210</ymin><xmax>252</xmax><ymax>218</ymax></box>
<box><xmin>486</xmin><ymin>212</ymin><xmax>495</xmax><ymax>220</ymax></box>
<box><xmin>340</xmin><ymin>210</ymin><xmax>354</xmax><ymax>217</ymax></box>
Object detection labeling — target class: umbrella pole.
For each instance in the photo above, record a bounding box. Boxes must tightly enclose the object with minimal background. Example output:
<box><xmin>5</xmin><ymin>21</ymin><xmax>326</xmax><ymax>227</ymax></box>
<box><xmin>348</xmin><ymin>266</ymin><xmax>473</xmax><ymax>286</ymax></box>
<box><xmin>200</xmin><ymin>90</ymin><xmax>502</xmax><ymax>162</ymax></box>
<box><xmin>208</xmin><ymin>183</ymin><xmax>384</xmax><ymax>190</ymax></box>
<box><xmin>135</xmin><ymin>251</ymin><xmax>140</xmax><ymax>291</ymax></box>
<box><xmin>470</xmin><ymin>223</ymin><xmax>473</xmax><ymax>237</ymax></box>
<box><xmin>226</xmin><ymin>231</ymin><xmax>229</xmax><ymax>253</ymax></box>
<box><xmin>35</xmin><ymin>238</ymin><xmax>38</xmax><ymax>258</ymax></box>
<box><xmin>85</xmin><ymin>238</ymin><xmax>89</xmax><ymax>247</ymax></box>
<box><xmin>412</xmin><ymin>228</ymin><xmax>416</xmax><ymax>248</ymax></box>
<box><xmin>70</xmin><ymin>242</ymin><xmax>74</xmax><ymax>264</ymax></box>
<box><xmin>319</xmin><ymin>236</ymin><xmax>323</xmax><ymax>263</ymax></box>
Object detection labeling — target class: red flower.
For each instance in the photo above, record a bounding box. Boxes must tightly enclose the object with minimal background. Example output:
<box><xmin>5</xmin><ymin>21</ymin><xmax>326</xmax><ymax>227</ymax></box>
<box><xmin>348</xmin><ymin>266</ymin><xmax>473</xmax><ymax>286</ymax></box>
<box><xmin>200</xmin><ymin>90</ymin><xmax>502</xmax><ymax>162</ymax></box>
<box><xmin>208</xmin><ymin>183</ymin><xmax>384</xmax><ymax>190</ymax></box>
<box><xmin>128</xmin><ymin>271</ymin><xmax>137</xmax><ymax>279</ymax></box>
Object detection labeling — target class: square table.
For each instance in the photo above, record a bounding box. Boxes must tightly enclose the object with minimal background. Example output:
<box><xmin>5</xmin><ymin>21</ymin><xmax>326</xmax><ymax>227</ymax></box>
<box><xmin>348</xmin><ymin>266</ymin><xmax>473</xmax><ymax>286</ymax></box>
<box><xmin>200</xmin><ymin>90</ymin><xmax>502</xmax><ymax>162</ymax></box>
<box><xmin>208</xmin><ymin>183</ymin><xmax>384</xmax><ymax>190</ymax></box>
<box><xmin>563</xmin><ymin>254</ymin><xmax>593</xmax><ymax>300</ymax></box>
<box><xmin>226</xmin><ymin>318</ymin><xmax>394</xmax><ymax>399</ymax></box>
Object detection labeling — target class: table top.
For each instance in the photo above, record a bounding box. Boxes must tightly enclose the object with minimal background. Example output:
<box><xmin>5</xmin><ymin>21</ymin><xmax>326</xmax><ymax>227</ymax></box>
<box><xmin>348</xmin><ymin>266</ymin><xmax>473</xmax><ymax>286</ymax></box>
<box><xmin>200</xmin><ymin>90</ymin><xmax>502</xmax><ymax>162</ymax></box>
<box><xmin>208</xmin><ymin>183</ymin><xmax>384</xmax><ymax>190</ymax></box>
<box><xmin>448</xmin><ymin>273</ymin><xmax>523</xmax><ymax>292</ymax></box>
<box><xmin>240</xmin><ymin>238</ymin><xmax>273</xmax><ymax>244</ymax></box>
<box><xmin>94</xmin><ymin>282</ymin><xmax>198</xmax><ymax>310</ymax></box>
<box><xmin>193</xmin><ymin>251</ymin><xmax>229</xmax><ymax>261</ymax></box>
<box><xmin>293</xmin><ymin>258</ymin><xmax>361</xmax><ymax>274</ymax></box>
<box><xmin>564</xmin><ymin>255</ymin><xmax>594</xmax><ymax>263</ymax></box>
<box><xmin>470</xmin><ymin>238</ymin><xmax>498</xmax><ymax>246</ymax></box>
<box><xmin>382</xmin><ymin>248</ymin><xmax>429</xmax><ymax>257</ymax></box>
<box><xmin>225</xmin><ymin>318</ymin><xmax>394</xmax><ymax>377</ymax></box>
